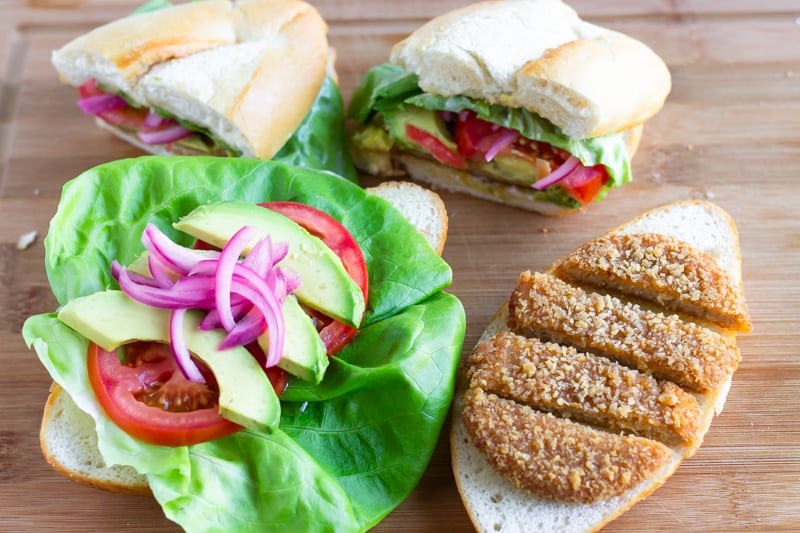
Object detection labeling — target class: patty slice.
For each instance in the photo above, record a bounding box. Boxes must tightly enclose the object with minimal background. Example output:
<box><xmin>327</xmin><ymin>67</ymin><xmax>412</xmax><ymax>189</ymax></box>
<box><xmin>466</xmin><ymin>331</ymin><xmax>701</xmax><ymax>446</ymax></box>
<box><xmin>461</xmin><ymin>387</ymin><xmax>673</xmax><ymax>504</ymax></box>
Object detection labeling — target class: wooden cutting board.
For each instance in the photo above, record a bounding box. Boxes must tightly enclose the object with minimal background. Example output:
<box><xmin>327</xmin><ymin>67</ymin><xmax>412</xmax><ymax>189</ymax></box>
<box><xmin>1</xmin><ymin>0</ymin><xmax>798</xmax><ymax>531</ymax></box>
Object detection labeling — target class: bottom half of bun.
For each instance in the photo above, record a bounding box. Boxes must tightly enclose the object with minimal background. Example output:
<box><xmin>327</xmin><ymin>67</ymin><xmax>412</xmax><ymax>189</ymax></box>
<box><xmin>450</xmin><ymin>304</ymin><xmax>732</xmax><ymax>533</ymax></box>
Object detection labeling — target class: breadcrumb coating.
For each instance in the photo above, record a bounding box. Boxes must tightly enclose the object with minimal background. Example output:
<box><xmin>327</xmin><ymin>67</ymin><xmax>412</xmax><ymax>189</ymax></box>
<box><xmin>508</xmin><ymin>271</ymin><xmax>740</xmax><ymax>393</ymax></box>
<box><xmin>461</xmin><ymin>387</ymin><xmax>673</xmax><ymax>503</ymax></box>
<box><xmin>466</xmin><ymin>331</ymin><xmax>701</xmax><ymax>445</ymax></box>
<box><xmin>552</xmin><ymin>233</ymin><xmax>752</xmax><ymax>332</ymax></box>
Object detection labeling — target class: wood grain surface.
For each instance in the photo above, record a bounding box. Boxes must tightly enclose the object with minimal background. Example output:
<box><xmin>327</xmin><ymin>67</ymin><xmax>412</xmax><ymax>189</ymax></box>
<box><xmin>1</xmin><ymin>0</ymin><xmax>799</xmax><ymax>531</ymax></box>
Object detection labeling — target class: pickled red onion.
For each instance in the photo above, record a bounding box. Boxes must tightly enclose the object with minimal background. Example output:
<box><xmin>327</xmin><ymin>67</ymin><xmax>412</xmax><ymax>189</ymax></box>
<box><xmin>531</xmin><ymin>156</ymin><xmax>581</xmax><ymax>190</ymax></box>
<box><xmin>112</xmin><ymin>224</ymin><xmax>296</xmax><ymax>382</ymax></box>
<box><xmin>77</xmin><ymin>93</ymin><xmax>128</xmax><ymax>115</ymax></box>
<box><xmin>137</xmin><ymin>123</ymin><xmax>193</xmax><ymax>145</ymax></box>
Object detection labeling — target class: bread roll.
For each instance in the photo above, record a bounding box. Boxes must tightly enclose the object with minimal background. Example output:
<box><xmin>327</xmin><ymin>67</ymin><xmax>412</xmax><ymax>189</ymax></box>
<box><xmin>52</xmin><ymin>0</ymin><xmax>330</xmax><ymax>159</ymax></box>
<box><xmin>390</xmin><ymin>0</ymin><xmax>671</xmax><ymax>139</ymax></box>
<box><xmin>451</xmin><ymin>200</ymin><xmax>751</xmax><ymax>532</ymax></box>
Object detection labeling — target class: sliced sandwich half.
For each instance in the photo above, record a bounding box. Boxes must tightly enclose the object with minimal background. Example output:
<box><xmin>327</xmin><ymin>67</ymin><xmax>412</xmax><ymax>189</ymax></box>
<box><xmin>451</xmin><ymin>200</ymin><xmax>751</xmax><ymax>532</ymax></box>
<box><xmin>52</xmin><ymin>0</ymin><xmax>344</xmax><ymax>166</ymax></box>
<box><xmin>348</xmin><ymin>0</ymin><xmax>671</xmax><ymax>213</ymax></box>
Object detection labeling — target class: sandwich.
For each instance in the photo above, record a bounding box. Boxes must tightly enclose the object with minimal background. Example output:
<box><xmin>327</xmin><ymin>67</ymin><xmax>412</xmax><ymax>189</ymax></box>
<box><xmin>348</xmin><ymin>0</ymin><xmax>671</xmax><ymax>213</ymax></box>
<box><xmin>51</xmin><ymin>0</ymin><xmax>355</xmax><ymax>178</ymax></box>
<box><xmin>23</xmin><ymin>156</ymin><xmax>466</xmax><ymax>532</ymax></box>
<box><xmin>450</xmin><ymin>200</ymin><xmax>751</xmax><ymax>531</ymax></box>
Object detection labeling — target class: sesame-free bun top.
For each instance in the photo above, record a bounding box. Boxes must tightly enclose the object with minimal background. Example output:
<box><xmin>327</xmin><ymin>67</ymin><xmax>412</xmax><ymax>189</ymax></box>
<box><xmin>389</xmin><ymin>0</ymin><xmax>671</xmax><ymax>139</ymax></box>
<box><xmin>51</xmin><ymin>0</ymin><xmax>329</xmax><ymax>159</ymax></box>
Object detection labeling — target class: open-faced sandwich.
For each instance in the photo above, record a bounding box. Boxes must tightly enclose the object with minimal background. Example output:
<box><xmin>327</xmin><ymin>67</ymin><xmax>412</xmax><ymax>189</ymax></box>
<box><xmin>51</xmin><ymin>0</ymin><xmax>354</xmax><ymax>178</ymax></box>
<box><xmin>451</xmin><ymin>200</ymin><xmax>751</xmax><ymax>531</ymax></box>
<box><xmin>348</xmin><ymin>0</ymin><xmax>671</xmax><ymax>213</ymax></box>
<box><xmin>23</xmin><ymin>157</ymin><xmax>465</xmax><ymax>532</ymax></box>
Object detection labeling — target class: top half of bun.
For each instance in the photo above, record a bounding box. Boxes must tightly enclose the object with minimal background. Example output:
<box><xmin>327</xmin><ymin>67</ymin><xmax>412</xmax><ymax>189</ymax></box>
<box><xmin>389</xmin><ymin>0</ymin><xmax>671</xmax><ymax>139</ymax></box>
<box><xmin>52</xmin><ymin>0</ymin><xmax>237</xmax><ymax>94</ymax></box>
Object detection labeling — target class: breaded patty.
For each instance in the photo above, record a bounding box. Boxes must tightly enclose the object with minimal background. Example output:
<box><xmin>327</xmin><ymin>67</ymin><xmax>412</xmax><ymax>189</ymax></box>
<box><xmin>508</xmin><ymin>271</ymin><xmax>741</xmax><ymax>393</ymax></box>
<box><xmin>461</xmin><ymin>387</ymin><xmax>673</xmax><ymax>504</ymax></box>
<box><xmin>465</xmin><ymin>331</ymin><xmax>701</xmax><ymax>445</ymax></box>
<box><xmin>552</xmin><ymin>233</ymin><xmax>752</xmax><ymax>332</ymax></box>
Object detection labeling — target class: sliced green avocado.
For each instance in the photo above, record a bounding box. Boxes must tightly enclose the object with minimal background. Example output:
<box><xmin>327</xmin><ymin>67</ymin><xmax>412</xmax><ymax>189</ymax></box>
<box><xmin>383</xmin><ymin>105</ymin><xmax>458</xmax><ymax>153</ymax></box>
<box><xmin>268</xmin><ymin>296</ymin><xmax>328</xmax><ymax>384</ymax></box>
<box><xmin>174</xmin><ymin>201</ymin><xmax>365</xmax><ymax>327</ymax></box>
<box><xmin>58</xmin><ymin>290</ymin><xmax>280</xmax><ymax>433</ymax></box>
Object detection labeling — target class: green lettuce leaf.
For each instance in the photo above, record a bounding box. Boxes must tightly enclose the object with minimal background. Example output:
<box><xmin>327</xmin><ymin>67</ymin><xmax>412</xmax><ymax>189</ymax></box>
<box><xmin>23</xmin><ymin>156</ymin><xmax>465</xmax><ymax>532</ymax></box>
<box><xmin>43</xmin><ymin>156</ymin><xmax>450</xmax><ymax>325</ymax></box>
<box><xmin>348</xmin><ymin>63</ymin><xmax>632</xmax><ymax>192</ymax></box>
<box><xmin>274</xmin><ymin>76</ymin><xmax>357</xmax><ymax>181</ymax></box>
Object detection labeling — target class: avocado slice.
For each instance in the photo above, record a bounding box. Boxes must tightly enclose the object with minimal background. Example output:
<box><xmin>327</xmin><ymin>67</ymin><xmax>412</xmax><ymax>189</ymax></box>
<box><xmin>58</xmin><ymin>290</ymin><xmax>280</xmax><ymax>433</ymax></box>
<box><xmin>271</xmin><ymin>296</ymin><xmax>328</xmax><ymax>384</ymax></box>
<box><xmin>174</xmin><ymin>201</ymin><xmax>364</xmax><ymax>327</ymax></box>
<box><xmin>383</xmin><ymin>105</ymin><xmax>458</xmax><ymax>153</ymax></box>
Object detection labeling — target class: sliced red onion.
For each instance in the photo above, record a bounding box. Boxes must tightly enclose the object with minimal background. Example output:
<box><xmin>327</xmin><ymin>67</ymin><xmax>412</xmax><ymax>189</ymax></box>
<box><xmin>137</xmin><ymin>123</ymin><xmax>193</xmax><ymax>145</ymax></box>
<box><xmin>218</xmin><ymin>307</ymin><xmax>265</xmax><ymax>350</ymax></box>
<box><xmin>114</xmin><ymin>225</ymin><xmax>297</xmax><ymax>378</ymax></box>
<box><xmin>216</xmin><ymin>226</ymin><xmax>259</xmax><ymax>332</ymax></box>
<box><xmin>532</xmin><ymin>156</ymin><xmax>581</xmax><ymax>190</ymax></box>
<box><xmin>77</xmin><ymin>93</ymin><xmax>128</xmax><ymax>115</ymax></box>
<box><xmin>228</xmin><ymin>276</ymin><xmax>284</xmax><ymax>367</ymax></box>
<box><xmin>142</xmin><ymin>224</ymin><xmax>219</xmax><ymax>275</ymax></box>
<box><xmin>169</xmin><ymin>308</ymin><xmax>206</xmax><ymax>383</ymax></box>
<box><xmin>117</xmin><ymin>268</ymin><xmax>216</xmax><ymax>309</ymax></box>
<box><xmin>439</xmin><ymin>110</ymin><xmax>453</xmax><ymax>122</ymax></box>
<box><xmin>111</xmin><ymin>260</ymin><xmax>162</xmax><ymax>288</ymax></box>
<box><xmin>199</xmin><ymin>298</ymin><xmax>250</xmax><ymax>331</ymax></box>
<box><xmin>144</xmin><ymin>110</ymin><xmax>167</xmax><ymax>129</ymax></box>
<box><xmin>458</xmin><ymin>109</ymin><xmax>471</xmax><ymax>122</ymax></box>
<box><xmin>148</xmin><ymin>253</ymin><xmax>178</xmax><ymax>288</ymax></box>
<box><xmin>483</xmin><ymin>129</ymin><xmax>519</xmax><ymax>162</ymax></box>
<box><xmin>241</xmin><ymin>235</ymin><xmax>276</xmax><ymax>278</ymax></box>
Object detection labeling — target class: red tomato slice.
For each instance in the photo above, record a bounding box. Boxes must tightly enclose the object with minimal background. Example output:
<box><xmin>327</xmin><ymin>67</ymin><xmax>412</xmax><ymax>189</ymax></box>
<box><xmin>453</xmin><ymin>111</ymin><xmax>496</xmax><ymax>158</ymax></box>
<box><xmin>560</xmin><ymin>165</ymin><xmax>609</xmax><ymax>206</ymax></box>
<box><xmin>78</xmin><ymin>79</ymin><xmax>104</xmax><ymax>98</ymax></box>
<box><xmin>262</xmin><ymin>201</ymin><xmax>369</xmax><ymax>355</ymax></box>
<box><xmin>98</xmin><ymin>107</ymin><xmax>149</xmax><ymax>129</ymax></box>
<box><xmin>88</xmin><ymin>341</ymin><xmax>242</xmax><ymax>447</ymax></box>
<box><xmin>405</xmin><ymin>124</ymin><xmax>468</xmax><ymax>169</ymax></box>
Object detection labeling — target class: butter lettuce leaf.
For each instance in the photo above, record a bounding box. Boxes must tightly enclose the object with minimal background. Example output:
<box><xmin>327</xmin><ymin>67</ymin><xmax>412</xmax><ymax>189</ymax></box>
<box><xmin>23</xmin><ymin>157</ymin><xmax>465</xmax><ymax>532</ymax></box>
<box><xmin>275</xmin><ymin>76</ymin><xmax>357</xmax><ymax>181</ymax></box>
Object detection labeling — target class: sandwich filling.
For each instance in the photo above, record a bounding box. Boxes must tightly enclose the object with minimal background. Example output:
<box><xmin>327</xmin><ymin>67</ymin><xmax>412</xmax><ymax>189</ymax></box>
<box><xmin>349</xmin><ymin>64</ymin><xmax>632</xmax><ymax>208</ymax></box>
<box><xmin>78</xmin><ymin>79</ymin><xmax>239</xmax><ymax>156</ymax></box>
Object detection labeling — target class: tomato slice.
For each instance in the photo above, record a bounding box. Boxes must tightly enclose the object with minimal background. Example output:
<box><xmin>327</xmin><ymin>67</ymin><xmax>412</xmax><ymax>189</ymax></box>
<box><xmin>78</xmin><ymin>79</ymin><xmax>104</xmax><ymax>98</ymax></box>
<box><xmin>262</xmin><ymin>201</ymin><xmax>369</xmax><ymax>355</ymax></box>
<box><xmin>453</xmin><ymin>110</ymin><xmax>496</xmax><ymax>158</ymax></box>
<box><xmin>405</xmin><ymin>124</ymin><xmax>468</xmax><ymax>169</ymax></box>
<box><xmin>88</xmin><ymin>341</ymin><xmax>241</xmax><ymax>447</ymax></box>
<box><xmin>560</xmin><ymin>165</ymin><xmax>610</xmax><ymax>206</ymax></box>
